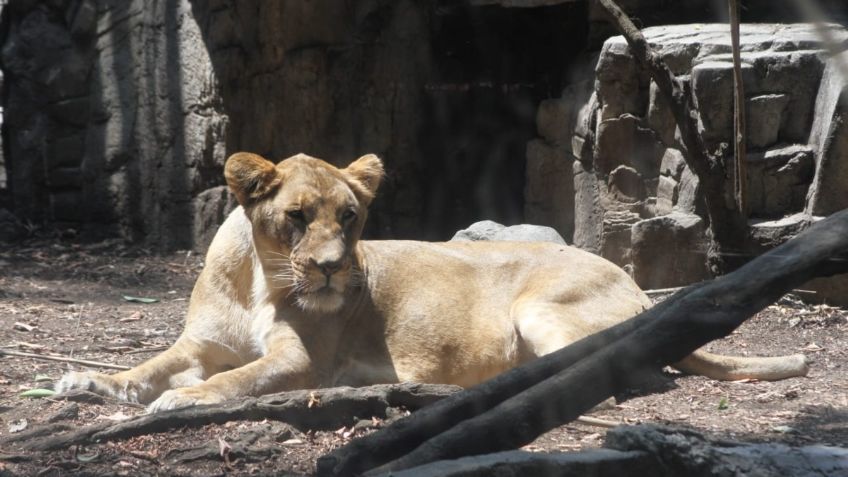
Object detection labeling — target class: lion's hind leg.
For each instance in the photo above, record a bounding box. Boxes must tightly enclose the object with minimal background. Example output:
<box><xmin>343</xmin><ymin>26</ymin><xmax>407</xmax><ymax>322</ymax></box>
<box><xmin>513</xmin><ymin>301</ymin><xmax>604</xmax><ymax>359</ymax></box>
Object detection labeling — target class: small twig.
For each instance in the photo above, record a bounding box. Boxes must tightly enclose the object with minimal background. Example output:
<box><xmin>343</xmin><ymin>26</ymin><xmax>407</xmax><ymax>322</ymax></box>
<box><xmin>576</xmin><ymin>416</ymin><xmax>622</xmax><ymax>428</ymax></box>
<box><xmin>644</xmin><ymin>286</ymin><xmax>685</xmax><ymax>296</ymax></box>
<box><xmin>729</xmin><ymin>0</ymin><xmax>747</xmax><ymax>215</ymax></box>
<box><xmin>124</xmin><ymin>346</ymin><xmax>169</xmax><ymax>355</ymax></box>
<box><xmin>0</xmin><ymin>349</ymin><xmax>130</xmax><ymax>370</ymax></box>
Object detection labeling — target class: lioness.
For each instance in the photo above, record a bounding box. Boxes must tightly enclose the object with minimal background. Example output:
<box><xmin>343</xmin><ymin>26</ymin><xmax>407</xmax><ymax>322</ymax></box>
<box><xmin>57</xmin><ymin>153</ymin><xmax>808</xmax><ymax>412</ymax></box>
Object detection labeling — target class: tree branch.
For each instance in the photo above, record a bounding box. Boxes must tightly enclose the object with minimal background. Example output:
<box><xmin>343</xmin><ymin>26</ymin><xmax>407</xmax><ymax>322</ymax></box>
<box><xmin>3</xmin><ymin>383</ymin><xmax>459</xmax><ymax>452</ymax></box>
<box><xmin>729</xmin><ymin>0</ymin><xmax>747</xmax><ymax>215</ymax></box>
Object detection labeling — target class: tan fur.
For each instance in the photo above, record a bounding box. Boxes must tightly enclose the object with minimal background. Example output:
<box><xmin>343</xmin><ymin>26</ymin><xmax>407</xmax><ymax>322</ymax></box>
<box><xmin>56</xmin><ymin>153</ymin><xmax>809</xmax><ymax>412</ymax></box>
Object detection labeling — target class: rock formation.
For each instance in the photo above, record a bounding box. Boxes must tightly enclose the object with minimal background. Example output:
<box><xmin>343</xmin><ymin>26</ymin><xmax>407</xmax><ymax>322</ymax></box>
<box><xmin>525</xmin><ymin>23</ymin><xmax>848</xmax><ymax>303</ymax></box>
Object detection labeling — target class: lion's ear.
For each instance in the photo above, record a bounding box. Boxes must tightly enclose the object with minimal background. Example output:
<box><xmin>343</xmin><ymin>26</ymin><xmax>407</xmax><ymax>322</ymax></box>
<box><xmin>224</xmin><ymin>152</ymin><xmax>282</xmax><ymax>206</ymax></box>
<box><xmin>345</xmin><ymin>154</ymin><xmax>384</xmax><ymax>203</ymax></box>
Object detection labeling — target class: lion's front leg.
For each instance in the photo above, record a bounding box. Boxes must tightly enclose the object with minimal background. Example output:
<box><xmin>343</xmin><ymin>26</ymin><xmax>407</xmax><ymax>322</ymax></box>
<box><xmin>56</xmin><ymin>338</ymin><xmax>210</xmax><ymax>404</ymax></box>
<box><xmin>146</xmin><ymin>346</ymin><xmax>313</xmax><ymax>412</ymax></box>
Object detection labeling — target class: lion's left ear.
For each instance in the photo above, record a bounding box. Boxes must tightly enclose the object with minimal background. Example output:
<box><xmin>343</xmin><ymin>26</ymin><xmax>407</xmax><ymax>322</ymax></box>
<box><xmin>344</xmin><ymin>154</ymin><xmax>384</xmax><ymax>203</ymax></box>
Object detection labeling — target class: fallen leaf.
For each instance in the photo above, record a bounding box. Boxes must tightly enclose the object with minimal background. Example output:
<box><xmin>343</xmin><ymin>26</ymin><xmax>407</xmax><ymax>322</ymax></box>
<box><xmin>122</xmin><ymin>296</ymin><xmax>159</xmax><ymax>304</ymax></box>
<box><xmin>75</xmin><ymin>449</ymin><xmax>100</xmax><ymax>463</ymax></box>
<box><xmin>281</xmin><ymin>439</ymin><xmax>304</xmax><ymax>445</ymax></box>
<box><xmin>19</xmin><ymin>388</ymin><xmax>56</xmax><ymax>398</ymax></box>
<box><xmin>34</xmin><ymin>374</ymin><xmax>52</xmax><ymax>382</ymax></box>
<box><xmin>8</xmin><ymin>419</ymin><xmax>27</xmax><ymax>433</ymax></box>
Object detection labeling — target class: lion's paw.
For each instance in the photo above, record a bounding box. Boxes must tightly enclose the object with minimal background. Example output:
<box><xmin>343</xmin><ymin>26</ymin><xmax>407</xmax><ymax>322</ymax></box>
<box><xmin>55</xmin><ymin>371</ymin><xmax>140</xmax><ymax>402</ymax></box>
<box><xmin>146</xmin><ymin>387</ymin><xmax>223</xmax><ymax>413</ymax></box>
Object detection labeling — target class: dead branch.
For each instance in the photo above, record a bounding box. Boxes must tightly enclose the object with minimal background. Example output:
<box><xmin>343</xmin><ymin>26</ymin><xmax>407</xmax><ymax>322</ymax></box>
<box><xmin>0</xmin><ymin>349</ymin><xmax>131</xmax><ymax>370</ymax></box>
<box><xmin>3</xmin><ymin>383</ymin><xmax>459</xmax><ymax>452</ymax></box>
<box><xmin>319</xmin><ymin>208</ymin><xmax>848</xmax><ymax>476</ymax></box>
<box><xmin>729</xmin><ymin>0</ymin><xmax>747</xmax><ymax>214</ymax></box>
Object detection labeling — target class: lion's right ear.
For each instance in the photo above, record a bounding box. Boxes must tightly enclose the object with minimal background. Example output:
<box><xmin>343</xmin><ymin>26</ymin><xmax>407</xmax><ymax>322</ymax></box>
<box><xmin>224</xmin><ymin>152</ymin><xmax>282</xmax><ymax>206</ymax></box>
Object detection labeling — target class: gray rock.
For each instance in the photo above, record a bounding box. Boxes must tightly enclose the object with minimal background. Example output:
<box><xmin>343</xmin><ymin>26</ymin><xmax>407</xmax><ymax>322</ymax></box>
<box><xmin>594</xmin><ymin>114</ymin><xmax>663</xmax><ymax>178</ymax></box>
<box><xmin>806</xmin><ymin>51</ymin><xmax>848</xmax><ymax>216</ymax></box>
<box><xmin>655</xmin><ymin>175</ymin><xmax>678</xmax><ymax>216</ymax></box>
<box><xmin>600</xmin><ymin>209</ymin><xmax>641</xmax><ymax>267</ymax></box>
<box><xmin>595</xmin><ymin>43</ymin><xmax>645</xmax><ymax>120</ymax></box>
<box><xmin>573</xmin><ymin>160</ymin><xmax>604</xmax><ymax>253</ymax></box>
<box><xmin>536</xmin><ymin>97</ymin><xmax>571</xmax><ymax>147</ymax></box>
<box><xmin>451</xmin><ymin>220</ymin><xmax>567</xmax><ymax>245</ymax></box>
<box><xmin>674</xmin><ymin>165</ymin><xmax>704</xmax><ymax>215</ymax></box>
<box><xmin>574</xmin><ymin>91</ymin><xmax>598</xmax><ymax>141</ymax></box>
<box><xmin>659</xmin><ymin>148</ymin><xmax>686</xmax><ymax>180</ymax></box>
<box><xmin>193</xmin><ymin>186</ymin><xmax>238</xmax><ymax>251</ymax></box>
<box><xmin>631</xmin><ymin>212</ymin><xmax>710</xmax><ymax>289</ymax></box>
<box><xmin>607</xmin><ymin>165</ymin><xmax>645</xmax><ymax>203</ymax></box>
<box><xmin>746</xmin><ymin>145</ymin><xmax>814</xmax><ymax>217</ymax></box>
<box><xmin>647</xmin><ymin>80</ymin><xmax>677</xmax><ymax>146</ymax></box>
<box><xmin>524</xmin><ymin>139</ymin><xmax>575</xmax><ymax>241</ymax></box>
<box><xmin>749</xmin><ymin>213</ymin><xmax>813</xmax><ymax>249</ymax></box>
<box><xmin>746</xmin><ymin>94</ymin><xmax>790</xmax><ymax>150</ymax></box>
<box><xmin>691</xmin><ymin>61</ymin><xmax>754</xmax><ymax>145</ymax></box>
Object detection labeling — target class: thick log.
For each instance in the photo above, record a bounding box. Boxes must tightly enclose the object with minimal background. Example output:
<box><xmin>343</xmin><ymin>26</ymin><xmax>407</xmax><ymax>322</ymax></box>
<box><xmin>385</xmin><ymin>425</ymin><xmax>848</xmax><ymax>477</ymax></box>
<box><xmin>2</xmin><ymin>383</ymin><xmax>459</xmax><ymax>452</ymax></box>
<box><xmin>320</xmin><ymin>209</ymin><xmax>848</xmax><ymax>475</ymax></box>
<box><xmin>605</xmin><ymin>424</ymin><xmax>848</xmax><ymax>477</ymax></box>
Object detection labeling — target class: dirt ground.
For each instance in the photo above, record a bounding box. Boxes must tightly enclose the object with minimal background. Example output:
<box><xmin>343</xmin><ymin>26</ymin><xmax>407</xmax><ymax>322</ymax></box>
<box><xmin>0</xmin><ymin>238</ymin><xmax>846</xmax><ymax>476</ymax></box>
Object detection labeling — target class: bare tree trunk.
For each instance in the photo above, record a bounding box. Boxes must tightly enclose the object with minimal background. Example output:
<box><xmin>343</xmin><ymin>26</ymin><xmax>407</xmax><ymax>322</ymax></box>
<box><xmin>729</xmin><ymin>0</ymin><xmax>747</xmax><ymax>216</ymax></box>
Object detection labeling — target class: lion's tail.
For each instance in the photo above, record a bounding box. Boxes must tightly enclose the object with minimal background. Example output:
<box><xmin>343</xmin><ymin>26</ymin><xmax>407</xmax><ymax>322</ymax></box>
<box><xmin>675</xmin><ymin>350</ymin><xmax>809</xmax><ymax>381</ymax></box>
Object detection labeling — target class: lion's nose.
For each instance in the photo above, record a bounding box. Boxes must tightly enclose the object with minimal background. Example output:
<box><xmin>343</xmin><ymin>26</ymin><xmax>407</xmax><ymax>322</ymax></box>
<box><xmin>313</xmin><ymin>257</ymin><xmax>343</xmax><ymax>277</ymax></box>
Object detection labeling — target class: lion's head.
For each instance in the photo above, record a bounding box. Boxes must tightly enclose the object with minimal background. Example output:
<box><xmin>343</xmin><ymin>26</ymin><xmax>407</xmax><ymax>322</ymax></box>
<box><xmin>224</xmin><ymin>152</ymin><xmax>384</xmax><ymax>313</ymax></box>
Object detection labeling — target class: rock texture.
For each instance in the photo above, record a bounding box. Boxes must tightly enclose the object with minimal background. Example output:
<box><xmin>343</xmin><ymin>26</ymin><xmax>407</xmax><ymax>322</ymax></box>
<box><xmin>2</xmin><ymin>0</ymin><xmax>586</xmax><ymax>248</ymax></box>
<box><xmin>2</xmin><ymin>0</ymin><xmax>227</xmax><ymax>247</ymax></box>
<box><xmin>526</xmin><ymin>23</ymin><xmax>848</xmax><ymax>301</ymax></box>
<box><xmin>451</xmin><ymin>220</ymin><xmax>566</xmax><ymax>245</ymax></box>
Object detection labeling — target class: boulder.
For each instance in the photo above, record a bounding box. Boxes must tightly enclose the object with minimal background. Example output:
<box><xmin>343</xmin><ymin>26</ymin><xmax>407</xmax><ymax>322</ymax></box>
<box><xmin>745</xmin><ymin>94</ymin><xmax>790</xmax><ymax>150</ymax></box>
<box><xmin>746</xmin><ymin>145</ymin><xmax>814</xmax><ymax>217</ymax></box>
<box><xmin>573</xmin><ymin>160</ymin><xmax>604</xmax><ymax>253</ymax></box>
<box><xmin>631</xmin><ymin>212</ymin><xmax>710</xmax><ymax>289</ymax></box>
<box><xmin>607</xmin><ymin>165</ymin><xmax>645</xmax><ymax>203</ymax></box>
<box><xmin>674</xmin><ymin>165</ymin><xmax>704</xmax><ymax>216</ymax></box>
<box><xmin>659</xmin><ymin>148</ymin><xmax>686</xmax><ymax>180</ymax></box>
<box><xmin>600</xmin><ymin>209</ymin><xmax>641</xmax><ymax>268</ymax></box>
<box><xmin>451</xmin><ymin>220</ymin><xmax>567</xmax><ymax>245</ymax></box>
<box><xmin>594</xmin><ymin>114</ymin><xmax>663</xmax><ymax>178</ymax></box>
<box><xmin>655</xmin><ymin>175</ymin><xmax>678</xmax><ymax>216</ymax></box>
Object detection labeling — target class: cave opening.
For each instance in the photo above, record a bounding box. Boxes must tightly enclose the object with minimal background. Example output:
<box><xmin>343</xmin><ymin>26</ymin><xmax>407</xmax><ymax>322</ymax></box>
<box><xmin>413</xmin><ymin>0</ymin><xmax>588</xmax><ymax>240</ymax></box>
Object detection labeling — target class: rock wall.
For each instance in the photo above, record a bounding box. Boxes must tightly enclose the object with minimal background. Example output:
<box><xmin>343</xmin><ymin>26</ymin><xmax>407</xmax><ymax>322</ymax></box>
<box><xmin>526</xmin><ymin>23</ymin><xmax>848</xmax><ymax>301</ymax></box>
<box><xmin>2</xmin><ymin>0</ymin><xmax>227</xmax><ymax>248</ymax></box>
<box><xmin>1</xmin><ymin>0</ymin><xmax>585</xmax><ymax>248</ymax></box>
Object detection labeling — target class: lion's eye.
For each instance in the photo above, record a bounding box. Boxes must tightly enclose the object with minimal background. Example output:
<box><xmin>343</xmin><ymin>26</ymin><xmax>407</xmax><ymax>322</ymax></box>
<box><xmin>341</xmin><ymin>209</ymin><xmax>357</xmax><ymax>223</ymax></box>
<box><xmin>287</xmin><ymin>210</ymin><xmax>306</xmax><ymax>222</ymax></box>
